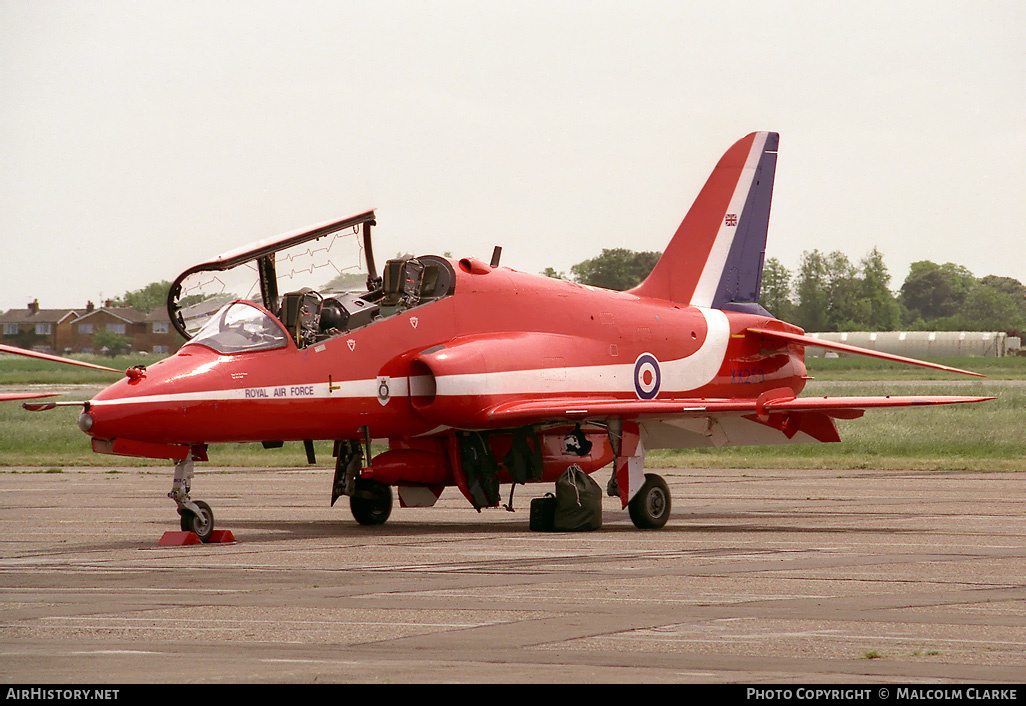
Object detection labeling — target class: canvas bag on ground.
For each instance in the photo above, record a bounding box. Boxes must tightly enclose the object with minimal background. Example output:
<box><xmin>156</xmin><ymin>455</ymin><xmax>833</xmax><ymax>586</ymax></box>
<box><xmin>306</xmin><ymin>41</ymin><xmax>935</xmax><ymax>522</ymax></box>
<box><xmin>553</xmin><ymin>465</ymin><xmax>602</xmax><ymax>531</ymax></box>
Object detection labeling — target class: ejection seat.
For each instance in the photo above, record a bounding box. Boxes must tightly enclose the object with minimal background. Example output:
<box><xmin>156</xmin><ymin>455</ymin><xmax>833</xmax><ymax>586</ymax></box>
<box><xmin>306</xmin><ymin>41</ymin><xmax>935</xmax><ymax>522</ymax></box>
<box><xmin>278</xmin><ymin>288</ymin><xmax>321</xmax><ymax>348</ymax></box>
<box><xmin>379</xmin><ymin>259</ymin><xmax>407</xmax><ymax>307</ymax></box>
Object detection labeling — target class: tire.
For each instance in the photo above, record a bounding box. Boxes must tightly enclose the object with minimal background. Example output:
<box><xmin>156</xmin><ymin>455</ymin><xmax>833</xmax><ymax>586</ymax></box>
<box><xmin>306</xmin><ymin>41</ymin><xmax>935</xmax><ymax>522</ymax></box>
<box><xmin>180</xmin><ymin>500</ymin><xmax>214</xmax><ymax>542</ymax></box>
<box><xmin>350</xmin><ymin>479</ymin><xmax>393</xmax><ymax>526</ymax></box>
<box><xmin>628</xmin><ymin>474</ymin><xmax>671</xmax><ymax>529</ymax></box>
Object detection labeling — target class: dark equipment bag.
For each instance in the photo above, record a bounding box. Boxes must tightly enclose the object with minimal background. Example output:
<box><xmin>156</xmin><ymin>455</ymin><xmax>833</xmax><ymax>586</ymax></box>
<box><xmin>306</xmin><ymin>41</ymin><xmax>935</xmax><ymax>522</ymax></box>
<box><xmin>552</xmin><ymin>465</ymin><xmax>602</xmax><ymax>531</ymax></box>
<box><xmin>529</xmin><ymin>494</ymin><xmax>557</xmax><ymax>532</ymax></box>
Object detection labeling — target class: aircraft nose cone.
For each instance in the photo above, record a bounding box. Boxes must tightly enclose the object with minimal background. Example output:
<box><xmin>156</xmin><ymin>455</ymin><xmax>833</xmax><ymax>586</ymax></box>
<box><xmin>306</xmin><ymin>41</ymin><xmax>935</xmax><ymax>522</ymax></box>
<box><xmin>85</xmin><ymin>349</ymin><xmax>230</xmax><ymax>444</ymax></box>
<box><xmin>77</xmin><ymin>409</ymin><xmax>94</xmax><ymax>433</ymax></box>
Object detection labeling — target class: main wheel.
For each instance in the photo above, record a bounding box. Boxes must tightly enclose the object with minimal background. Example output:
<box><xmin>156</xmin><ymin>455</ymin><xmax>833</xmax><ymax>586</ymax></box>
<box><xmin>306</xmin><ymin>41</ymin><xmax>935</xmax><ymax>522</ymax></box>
<box><xmin>350</xmin><ymin>479</ymin><xmax>393</xmax><ymax>526</ymax></box>
<box><xmin>180</xmin><ymin>500</ymin><xmax>214</xmax><ymax>542</ymax></box>
<box><xmin>628</xmin><ymin>473</ymin><xmax>671</xmax><ymax>529</ymax></box>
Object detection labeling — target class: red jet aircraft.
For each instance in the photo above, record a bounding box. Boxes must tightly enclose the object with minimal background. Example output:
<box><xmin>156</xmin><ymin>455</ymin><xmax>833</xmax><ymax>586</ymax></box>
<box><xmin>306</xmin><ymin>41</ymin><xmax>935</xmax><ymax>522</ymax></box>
<box><xmin>2</xmin><ymin>132</ymin><xmax>992</xmax><ymax>540</ymax></box>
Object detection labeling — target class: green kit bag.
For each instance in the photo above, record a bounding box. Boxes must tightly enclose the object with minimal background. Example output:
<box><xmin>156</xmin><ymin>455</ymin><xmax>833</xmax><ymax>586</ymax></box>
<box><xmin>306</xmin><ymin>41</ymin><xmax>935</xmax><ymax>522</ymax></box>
<box><xmin>553</xmin><ymin>465</ymin><xmax>602</xmax><ymax>531</ymax></box>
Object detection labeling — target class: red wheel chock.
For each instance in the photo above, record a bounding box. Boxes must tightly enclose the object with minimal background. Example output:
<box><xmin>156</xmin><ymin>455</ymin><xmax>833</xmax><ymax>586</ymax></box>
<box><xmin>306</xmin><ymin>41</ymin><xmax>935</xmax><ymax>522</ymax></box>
<box><xmin>158</xmin><ymin>529</ymin><xmax>236</xmax><ymax>546</ymax></box>
<box><xmin>158</xmin><ymin>531</ymin><xmax>202</xmax><ymax>546</ymax></box>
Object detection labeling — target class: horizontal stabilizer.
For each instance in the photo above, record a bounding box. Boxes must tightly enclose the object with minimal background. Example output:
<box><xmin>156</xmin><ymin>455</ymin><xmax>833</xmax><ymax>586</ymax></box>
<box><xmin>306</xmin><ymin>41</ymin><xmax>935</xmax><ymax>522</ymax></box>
<box><xmin>746</xmin><ymin>328</ymin><xmax>984</xmax><ymax>377</ymax></box>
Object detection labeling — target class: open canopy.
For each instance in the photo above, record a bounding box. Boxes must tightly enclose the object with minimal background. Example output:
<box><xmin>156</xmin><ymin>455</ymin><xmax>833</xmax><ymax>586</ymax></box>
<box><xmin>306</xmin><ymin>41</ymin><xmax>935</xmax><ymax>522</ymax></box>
<box><xmin>167</xmin><ymin>211</ymin><xmax>377</xmax><ymax>339</ymax></box>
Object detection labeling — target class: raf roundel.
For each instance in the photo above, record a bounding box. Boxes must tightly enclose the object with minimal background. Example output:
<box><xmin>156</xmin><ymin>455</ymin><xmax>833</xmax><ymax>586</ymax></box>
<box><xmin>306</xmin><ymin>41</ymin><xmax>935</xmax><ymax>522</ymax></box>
<box><xmin>633</xmin><ymin>353</ymin><xmax>661</xmax><ymax>400</ymax></box>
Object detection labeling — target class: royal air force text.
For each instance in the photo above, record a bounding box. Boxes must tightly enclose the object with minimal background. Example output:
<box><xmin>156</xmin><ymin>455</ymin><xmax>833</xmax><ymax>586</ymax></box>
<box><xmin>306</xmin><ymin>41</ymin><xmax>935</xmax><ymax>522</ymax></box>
<box><xmin>243</xmin><ymin>386</ymin><xmax>315</xmax><ymax>399</ymax></box>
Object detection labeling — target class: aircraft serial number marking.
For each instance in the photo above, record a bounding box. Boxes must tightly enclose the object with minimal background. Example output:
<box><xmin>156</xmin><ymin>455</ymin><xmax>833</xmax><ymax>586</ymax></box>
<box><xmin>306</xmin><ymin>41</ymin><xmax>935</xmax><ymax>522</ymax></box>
<box><xmin>730</xmin><ymin>368</ymin><xmax>765</xmax><ymax>384</ymax></box>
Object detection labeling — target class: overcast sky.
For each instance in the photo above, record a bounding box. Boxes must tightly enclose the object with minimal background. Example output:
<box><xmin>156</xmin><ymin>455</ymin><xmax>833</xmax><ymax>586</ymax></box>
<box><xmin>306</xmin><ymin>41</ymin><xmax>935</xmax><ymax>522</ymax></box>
<box><xmin>2</xmin><ymin>1</ymin><xmax>1023</xmax><ymax>312</ymax></box>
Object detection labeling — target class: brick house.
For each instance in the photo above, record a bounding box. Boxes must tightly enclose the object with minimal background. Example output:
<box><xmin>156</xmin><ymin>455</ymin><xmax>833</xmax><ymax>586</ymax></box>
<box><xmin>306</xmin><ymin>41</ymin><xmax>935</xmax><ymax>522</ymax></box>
<box><xmin>0</xmin><ymin>300</ymin><xmax>79</xmax><ymax>352</ymax></box>
<box><xmin>64</xmin><ymin>303</ymin><xmax>183</xmax><ymax>355</ymax></box>
<box><xmin>1</xmin><ymin>300</ymin><xmax>183</xmax><ymax>355</ymax></box>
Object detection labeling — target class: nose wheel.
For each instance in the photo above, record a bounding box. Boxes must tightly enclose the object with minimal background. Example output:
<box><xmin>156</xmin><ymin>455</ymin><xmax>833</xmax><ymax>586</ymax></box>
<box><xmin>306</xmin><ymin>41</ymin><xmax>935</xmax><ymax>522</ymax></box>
<box><xmin>179</xmin><ymin>500</ymin><xmax>214</xmax><ymax>542</ymax></box>
<box><xmin>169</xmin><ymin>454</ymin><xmax>216</xmax><ymax>542</ymax></box>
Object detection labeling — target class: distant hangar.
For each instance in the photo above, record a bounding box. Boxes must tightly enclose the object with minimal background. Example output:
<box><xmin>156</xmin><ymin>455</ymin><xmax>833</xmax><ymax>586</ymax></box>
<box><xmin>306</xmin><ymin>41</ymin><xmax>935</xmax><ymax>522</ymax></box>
<box><xmin>808</xmin><ymin>331</ymin><xmax>1021</xmax><ymax>358</ymax></box>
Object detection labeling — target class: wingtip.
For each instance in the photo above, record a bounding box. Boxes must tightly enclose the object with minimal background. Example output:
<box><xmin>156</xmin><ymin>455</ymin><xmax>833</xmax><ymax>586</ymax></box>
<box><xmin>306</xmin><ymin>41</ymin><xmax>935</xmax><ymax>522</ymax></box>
<box><xmin>941</xmin><ymin>365</ymin><xmax>985</xmax><ymax>378</ymax></box>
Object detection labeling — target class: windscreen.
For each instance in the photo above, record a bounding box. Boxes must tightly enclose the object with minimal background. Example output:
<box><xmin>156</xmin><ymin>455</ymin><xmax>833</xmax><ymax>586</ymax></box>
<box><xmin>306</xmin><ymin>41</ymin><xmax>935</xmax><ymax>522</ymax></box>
<box><xmin>186</xmin><ymin>301</ymin><xmax>290</xmax><ymax>355</ymax></box>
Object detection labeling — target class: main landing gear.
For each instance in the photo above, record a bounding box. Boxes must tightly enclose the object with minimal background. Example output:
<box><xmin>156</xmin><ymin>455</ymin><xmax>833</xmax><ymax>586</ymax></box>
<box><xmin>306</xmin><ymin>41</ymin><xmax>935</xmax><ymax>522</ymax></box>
<box><xmin>349</xmin><ymin>478</ymin><xmax>393</xmax><ymax>526</ymax></box>
<box><xmin>627</xmin><ymin>473</ymin><xmax>671</xmax><ymax>529</ymax></box>
<box><xmin>606</xmin><ymin>419</ymin><xmax>671</xmax><ymax>530</ymax></box>
<box><xmin>169</xmin><ymin>453</ymin><xmax>215</xmax><ymax>542</ymax></box>
<box><xmin>331</xmin><ymin>439</ymin><xmax>393</xmax><ymax>526</ymax></box>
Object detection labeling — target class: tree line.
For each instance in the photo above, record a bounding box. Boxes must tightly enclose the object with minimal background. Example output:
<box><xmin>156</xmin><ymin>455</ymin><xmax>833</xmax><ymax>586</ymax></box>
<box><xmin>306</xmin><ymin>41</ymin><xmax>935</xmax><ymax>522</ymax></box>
<box><xmin>545</xmin><ymin>248</ymin><xmax>1026</xmax><ymax>335</ymax></box>
<box><xmin>108</xmin><ymin>252</ymin><xmax>1026</xmax><ymax>336</ymax></box>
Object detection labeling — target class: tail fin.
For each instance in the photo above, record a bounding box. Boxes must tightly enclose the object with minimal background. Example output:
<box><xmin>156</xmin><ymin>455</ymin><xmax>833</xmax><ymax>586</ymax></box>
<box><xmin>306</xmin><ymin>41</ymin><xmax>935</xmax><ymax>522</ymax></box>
<box><xmin>631</xmin><ymin>132</ymin><xmax>778</xmax><ymax>312</ymax></box>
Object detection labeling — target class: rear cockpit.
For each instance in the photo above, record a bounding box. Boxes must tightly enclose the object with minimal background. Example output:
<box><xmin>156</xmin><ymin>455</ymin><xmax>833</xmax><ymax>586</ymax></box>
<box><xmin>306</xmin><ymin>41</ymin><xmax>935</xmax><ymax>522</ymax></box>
<box><xmin>276</xmin><ymin>255</ymin><xmax>454</xmax><ymax>348</ymax></box>
<box><xmin>168</xmin><ymin>211</ymin><xmax>455</xmax><ymax>351</ymax></box>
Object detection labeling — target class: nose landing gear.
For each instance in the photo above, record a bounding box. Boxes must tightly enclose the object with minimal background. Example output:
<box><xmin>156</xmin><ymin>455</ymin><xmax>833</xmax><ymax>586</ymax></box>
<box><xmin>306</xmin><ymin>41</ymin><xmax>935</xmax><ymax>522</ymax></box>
<box><xmin>169</xmin><ymin>453</ymin><xmax>215</xmax><ymax>542</ymax></box>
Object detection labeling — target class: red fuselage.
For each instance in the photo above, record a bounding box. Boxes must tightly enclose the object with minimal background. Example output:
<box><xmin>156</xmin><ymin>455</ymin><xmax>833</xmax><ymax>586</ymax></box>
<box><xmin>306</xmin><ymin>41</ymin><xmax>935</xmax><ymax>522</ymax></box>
<box><xmin>85</xmin><ymin>259</ymin><xmax>807</xmax><ymax>450</ymax></box>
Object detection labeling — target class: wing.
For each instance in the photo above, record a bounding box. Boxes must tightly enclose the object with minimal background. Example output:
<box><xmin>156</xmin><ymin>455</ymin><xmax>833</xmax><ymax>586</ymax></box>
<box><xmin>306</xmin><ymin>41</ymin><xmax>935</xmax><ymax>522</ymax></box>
<box><xmin>482</xmin><ymin>391</ymin><xmax>994</xmax><ymax>429</ymax></box>
<box><xmin>0</xmin><ymin>343</ymin><xmax>121</xmax><ymax>373</ymax></box>
<box><xmin>0</xmin><ymin>392</ymin><xmax>61</xmax><ymax>402</ymax></box>
<box><xmin>1</xmin><ymin>344</ymin><xmax>118</xmax><ymax>408</ymax></box>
